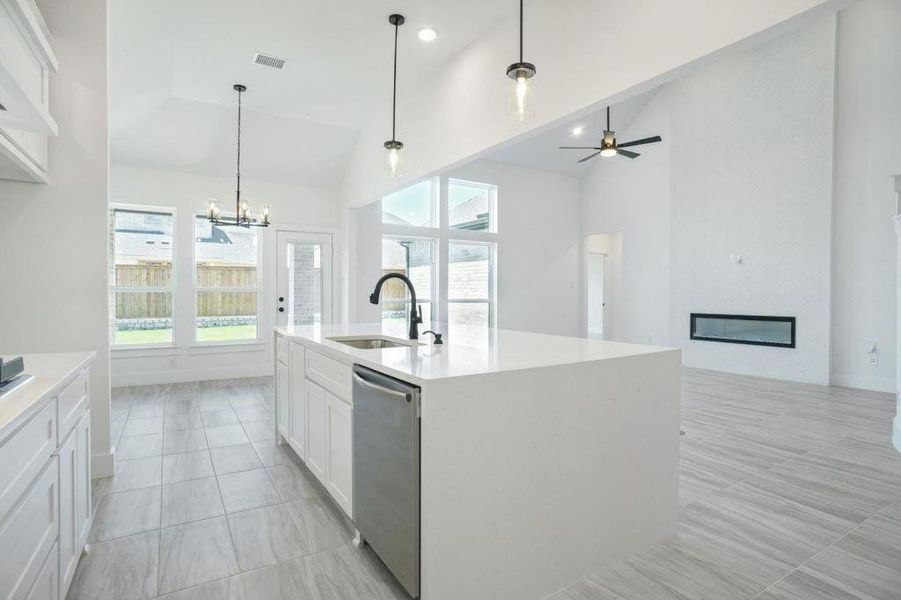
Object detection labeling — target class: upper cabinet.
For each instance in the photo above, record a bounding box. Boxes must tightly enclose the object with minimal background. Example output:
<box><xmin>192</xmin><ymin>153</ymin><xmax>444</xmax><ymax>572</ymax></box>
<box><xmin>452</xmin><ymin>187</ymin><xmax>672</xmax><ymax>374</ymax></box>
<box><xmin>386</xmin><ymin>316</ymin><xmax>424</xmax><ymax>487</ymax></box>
<box><xmin>0</xmin><ymin>0</ymin><xmax>57</xmax><ymax>183</ymax></box>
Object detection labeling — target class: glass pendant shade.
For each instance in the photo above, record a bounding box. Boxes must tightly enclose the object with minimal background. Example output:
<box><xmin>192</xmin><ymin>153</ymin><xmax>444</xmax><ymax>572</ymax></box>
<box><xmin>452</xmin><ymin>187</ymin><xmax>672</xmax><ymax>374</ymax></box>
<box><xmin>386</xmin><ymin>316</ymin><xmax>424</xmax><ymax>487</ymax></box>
<box><xmin>384</xmin><ymin>141</ymin><xmax>404</xmax><ymax>177</ymax></box>
<box><xmin>508</xmin><ymin>71</ymin><xmax>535</xmax><ymax>122</ymax></box>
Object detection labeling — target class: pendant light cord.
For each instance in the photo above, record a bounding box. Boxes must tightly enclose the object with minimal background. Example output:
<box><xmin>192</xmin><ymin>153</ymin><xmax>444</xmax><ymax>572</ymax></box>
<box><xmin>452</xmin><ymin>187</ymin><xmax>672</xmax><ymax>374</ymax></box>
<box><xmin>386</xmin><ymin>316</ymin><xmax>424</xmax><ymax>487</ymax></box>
<box><xmin>519</xmin><ymin>0</ymin><xmax>524</xmax><ymax>62</ymax></box>
<box><xmin>392</xmin><ymin>20</ymin><xmax>398</xmax><ymax>142</ymax></box>
<box><xmin>236</xmin><ymin>87</ymin><xmax>242</xmax><ymax>221</ymax></box>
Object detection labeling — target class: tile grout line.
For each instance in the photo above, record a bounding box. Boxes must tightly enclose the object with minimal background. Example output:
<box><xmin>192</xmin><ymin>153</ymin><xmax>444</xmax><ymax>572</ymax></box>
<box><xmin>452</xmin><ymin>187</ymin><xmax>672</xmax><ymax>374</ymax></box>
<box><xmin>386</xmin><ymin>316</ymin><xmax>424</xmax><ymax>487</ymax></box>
<box><xmin>747</xmin><ymin>486</ymin><xmax>901</xmax><ymax>599</ymax></box>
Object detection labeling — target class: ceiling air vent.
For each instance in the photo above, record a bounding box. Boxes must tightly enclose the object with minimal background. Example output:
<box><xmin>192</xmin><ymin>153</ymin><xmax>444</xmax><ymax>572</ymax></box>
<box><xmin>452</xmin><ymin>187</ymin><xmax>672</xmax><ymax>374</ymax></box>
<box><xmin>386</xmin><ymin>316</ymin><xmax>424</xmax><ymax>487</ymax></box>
<box><xmin>253</xmin><ymin>53</ymin><xmax>286</xmax><ymax>70</ymax></box>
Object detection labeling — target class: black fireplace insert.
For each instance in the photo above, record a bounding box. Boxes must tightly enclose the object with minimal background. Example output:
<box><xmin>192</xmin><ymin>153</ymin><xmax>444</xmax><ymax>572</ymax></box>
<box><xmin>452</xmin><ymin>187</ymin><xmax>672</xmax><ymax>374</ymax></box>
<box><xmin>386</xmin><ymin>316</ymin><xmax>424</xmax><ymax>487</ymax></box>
<box><xmin>690</xmin><ymin>313</ymin><xmax>795</xmax><ymax>348</ymax></box>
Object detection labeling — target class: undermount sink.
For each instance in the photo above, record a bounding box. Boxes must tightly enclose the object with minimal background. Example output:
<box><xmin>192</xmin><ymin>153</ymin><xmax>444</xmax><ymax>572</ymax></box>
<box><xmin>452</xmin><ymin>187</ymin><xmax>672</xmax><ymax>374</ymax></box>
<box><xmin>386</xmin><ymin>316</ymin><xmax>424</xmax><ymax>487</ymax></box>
<box><xmin>327</xmin><ymin>336</ymin><xmax>415</xmax><ymax>350</ymax></box>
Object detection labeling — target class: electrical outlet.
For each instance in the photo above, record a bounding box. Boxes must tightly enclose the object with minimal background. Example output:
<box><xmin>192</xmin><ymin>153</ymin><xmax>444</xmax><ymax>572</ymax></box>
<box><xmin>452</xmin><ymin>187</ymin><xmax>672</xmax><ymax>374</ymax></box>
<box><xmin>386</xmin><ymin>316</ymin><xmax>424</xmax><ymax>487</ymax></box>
<box><xmin>867</xmin><ymin>341</ymin><xmax>879</xmax><ymax>366</ymax></box>
<box><xmin>168</xmin><ymin>358</ymin><xmax>177</xmax><ymax>369</ymax></box>
<box><xmin>868</xmin><ymin>354</ymin><xmax>878</xmax><ymax>366</ymax></box>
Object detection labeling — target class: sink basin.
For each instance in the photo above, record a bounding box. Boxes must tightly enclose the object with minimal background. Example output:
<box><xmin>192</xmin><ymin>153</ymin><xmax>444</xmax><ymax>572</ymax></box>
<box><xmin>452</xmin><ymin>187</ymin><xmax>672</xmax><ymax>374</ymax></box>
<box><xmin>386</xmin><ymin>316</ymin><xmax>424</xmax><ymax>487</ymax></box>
<box><xmin>327</xmin><ymin>336</ymin><xmax>414</xmax><ymax>350</ymax></box>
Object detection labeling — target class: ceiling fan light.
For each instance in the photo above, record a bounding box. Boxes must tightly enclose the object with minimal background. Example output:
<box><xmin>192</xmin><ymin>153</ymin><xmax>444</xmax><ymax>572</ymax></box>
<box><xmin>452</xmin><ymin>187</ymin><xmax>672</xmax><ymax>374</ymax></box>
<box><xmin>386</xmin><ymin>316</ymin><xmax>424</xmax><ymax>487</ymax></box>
<box><xmin>600</xmin><ymin>148</ymin><xmax>617</xmax><ymax>158</ymax></box>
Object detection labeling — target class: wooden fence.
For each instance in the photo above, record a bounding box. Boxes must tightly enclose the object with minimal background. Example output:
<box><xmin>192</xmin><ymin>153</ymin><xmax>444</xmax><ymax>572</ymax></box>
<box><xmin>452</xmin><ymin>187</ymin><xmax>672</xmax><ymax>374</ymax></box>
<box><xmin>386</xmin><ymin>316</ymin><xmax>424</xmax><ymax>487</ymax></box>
<box><xmin>114</xmin><ymin>264</ymin><xmax>257</xmax><ymax>318</ymax></box>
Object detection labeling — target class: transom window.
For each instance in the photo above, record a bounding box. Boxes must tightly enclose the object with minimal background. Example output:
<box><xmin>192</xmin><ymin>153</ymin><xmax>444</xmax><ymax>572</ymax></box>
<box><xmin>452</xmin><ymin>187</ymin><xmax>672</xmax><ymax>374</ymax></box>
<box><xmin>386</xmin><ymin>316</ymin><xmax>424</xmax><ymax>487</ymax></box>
<box><xmin>381</xmin><ymin>177</ymin><xmax>497</xmax><ymax>330</ymax></box>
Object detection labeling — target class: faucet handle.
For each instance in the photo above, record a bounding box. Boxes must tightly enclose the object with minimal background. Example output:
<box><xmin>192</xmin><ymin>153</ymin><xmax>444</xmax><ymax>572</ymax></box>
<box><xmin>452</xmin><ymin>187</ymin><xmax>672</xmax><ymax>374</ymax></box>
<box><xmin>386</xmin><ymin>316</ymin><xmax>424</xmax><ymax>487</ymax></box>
<box><xmin>415</xmin><ymin>304</ymin><xmax>423</xmax><ymax>324</ymax></box>
<box><xmin>423</xmin><ymin>330</ymin><xmax>443</xmax><ymax>344</ymax></box>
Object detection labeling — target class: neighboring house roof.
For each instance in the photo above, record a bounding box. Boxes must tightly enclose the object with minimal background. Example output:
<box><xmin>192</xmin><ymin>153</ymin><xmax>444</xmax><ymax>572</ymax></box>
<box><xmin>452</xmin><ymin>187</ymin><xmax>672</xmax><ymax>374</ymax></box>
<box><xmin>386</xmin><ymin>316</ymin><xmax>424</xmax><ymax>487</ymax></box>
<box><xmin>115</xmin><ymin>225</ymin><xmax>256</xmax><ymax>266</ymax></box>
<box><xmin>448</xmin><ymin>193</ymin><xmax>489</xmax><ymax>230</ymax></box>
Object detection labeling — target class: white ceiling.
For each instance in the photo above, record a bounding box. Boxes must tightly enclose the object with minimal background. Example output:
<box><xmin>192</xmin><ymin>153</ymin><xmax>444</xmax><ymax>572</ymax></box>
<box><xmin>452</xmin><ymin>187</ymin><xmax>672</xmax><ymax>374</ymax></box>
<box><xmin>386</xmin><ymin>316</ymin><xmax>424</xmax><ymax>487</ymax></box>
<box><xmin>110</xmin><ymin>0</ymin><xmax>514</xmax><ymax>186</ymax></box>
<box><xmin>489</xmin><ymin>89</ymin><xmax>661</xmax><ymax>178</ymax></box>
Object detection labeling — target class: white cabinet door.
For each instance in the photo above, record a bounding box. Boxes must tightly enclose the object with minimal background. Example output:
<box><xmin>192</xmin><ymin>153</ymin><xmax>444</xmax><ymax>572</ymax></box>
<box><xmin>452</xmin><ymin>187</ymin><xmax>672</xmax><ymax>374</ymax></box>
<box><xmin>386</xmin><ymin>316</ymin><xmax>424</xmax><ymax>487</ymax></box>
<box><xmin>305</xmin><ymin>382</ymin><xmax>328</xmax><ymax>482</ymax></box>
<box><xmin>276</xmin><ymin>361</ymin><xmax>290</xmax><ymax>439</ymax></box>
<box><xmin>289</xmin><ymin>344</ymin><xmax>306</xmax><ymax>458</ymax></box>
<box><xmin>74</xmin><ymin>410</ymin><xmax>92</xmax><ymax>556</ymax></box>
<box><xmin>326</xmin><ymin>394</ymin><xmax>353</xmax><ymax>517</ymax></box>
<box><xmin>58</xmin><ymin>410</ymin><xmax>90</xmax><ymax>598</ymax></box>
<box><xmin>24</xmin><ymin>543</ymin><xmax>58</xmax><ymax>600</ymax></box>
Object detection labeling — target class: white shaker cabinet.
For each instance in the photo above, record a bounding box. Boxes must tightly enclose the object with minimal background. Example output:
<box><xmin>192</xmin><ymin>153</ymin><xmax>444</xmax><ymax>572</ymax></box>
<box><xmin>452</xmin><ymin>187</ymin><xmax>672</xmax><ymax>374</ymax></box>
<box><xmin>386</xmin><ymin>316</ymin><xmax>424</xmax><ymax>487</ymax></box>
<box><xmin>58</xmin><ymin>409</ymin><xmax>91</xmax><ymax>595</ymax></box>
<box><xmin>0</xmin><ymin>0</ymin><xmax>58</xmax><ymax>183</ymax></box>
<box><xmin>0</xmin><ymin>353</ymin><xmax>94</xmax><ymax>600</ymax></box>
<box><xmin>276</xmin><ymin>360</ymin><xmax>290</xmax><ymax>440</ymax></box>
<box><xmin>305</xmin><ymin>381</ymin><xmax>329</xmax><ymax>482</ymax></box>
<box><xmin>289</xmin><ymin>344</ymin><xmax>306</xmax><ymax>457</ymax></box>
<box><xmin>326</xmin><ymin>393</ymin><xmax>353</xmax><ymax>516</ymax></box>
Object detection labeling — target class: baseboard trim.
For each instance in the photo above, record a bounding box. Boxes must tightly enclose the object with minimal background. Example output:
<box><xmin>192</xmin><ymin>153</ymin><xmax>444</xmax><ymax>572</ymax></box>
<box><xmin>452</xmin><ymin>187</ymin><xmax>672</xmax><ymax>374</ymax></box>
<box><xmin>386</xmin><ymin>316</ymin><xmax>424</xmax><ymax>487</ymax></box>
<box><xmin>111</xmin><ymin>363</ymin><xmax>273</xmax><ymax>387</ymax></box>
<box><xmin>92</xmin><ymin>451</ymin><xmax>114</xmax><ymax>478</ymax></box>
<box><xmin>829</xmin><ymin>374</ymin><xmax>895</xmax><ymax>393</ymax></box>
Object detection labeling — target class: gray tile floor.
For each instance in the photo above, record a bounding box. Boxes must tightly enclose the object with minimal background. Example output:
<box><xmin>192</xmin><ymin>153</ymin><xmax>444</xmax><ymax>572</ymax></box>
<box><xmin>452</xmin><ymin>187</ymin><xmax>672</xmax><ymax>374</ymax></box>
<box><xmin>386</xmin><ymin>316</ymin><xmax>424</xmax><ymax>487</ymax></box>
<box><xmin>71</xmin><ymin>377</ymin><xmax>408</xmax><ymax>600</ymax></box>
<box><xmin>549</xmin><ymin>368</ymin><xmax>901</xmax><ymax>600</ymax></box>
<box><xmin>73</xmin><ymin>370</ymin><xmax>901</xmax><ymax>600</ymax></box>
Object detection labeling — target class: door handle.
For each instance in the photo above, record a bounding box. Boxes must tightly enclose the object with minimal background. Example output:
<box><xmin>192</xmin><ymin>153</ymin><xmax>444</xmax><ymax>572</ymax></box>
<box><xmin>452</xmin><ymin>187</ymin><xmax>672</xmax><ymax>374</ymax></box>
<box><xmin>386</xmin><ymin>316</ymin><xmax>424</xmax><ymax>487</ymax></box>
<box><xmin>278</xmin><ymin>307</ymin><xmax>285</xmax><ymax>312</ymax></box>
<box><xmin>279</xmin><ymin>297</ymin><xmax>285</xmax><ymax>302</ymax></box>
<box><xmin>352</xmin><ymin>373</ymin><xmax>411</xmax><ymax>402</ymax></box>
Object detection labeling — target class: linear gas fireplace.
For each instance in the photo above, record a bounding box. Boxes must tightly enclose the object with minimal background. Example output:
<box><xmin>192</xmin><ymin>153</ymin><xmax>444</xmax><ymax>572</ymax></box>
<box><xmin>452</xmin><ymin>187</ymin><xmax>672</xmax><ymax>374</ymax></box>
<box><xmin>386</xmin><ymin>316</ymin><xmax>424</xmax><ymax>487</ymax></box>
<box><xmin>690</xmin><ymin>313</ymin><xmax>796</xmax><ymax>348</ymax></box>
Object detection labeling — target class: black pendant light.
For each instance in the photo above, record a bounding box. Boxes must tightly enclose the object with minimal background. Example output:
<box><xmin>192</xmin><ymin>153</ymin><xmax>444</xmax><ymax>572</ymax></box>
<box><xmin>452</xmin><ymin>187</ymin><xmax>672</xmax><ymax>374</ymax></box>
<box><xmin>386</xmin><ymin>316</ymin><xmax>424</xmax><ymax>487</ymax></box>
<box><xmin>207</xmin><ymin>84</ymin><xmax>270</xmax><ymax>228</ymax></box>
<box><xmin>506</xmin><ymin>0</ymin><xmax>536</xmax><ymax>122</ymax></box>
<box><xmin>384</xmin><ymin>14</ymin><xmax>405</xmax><ymax>177</ymax></box>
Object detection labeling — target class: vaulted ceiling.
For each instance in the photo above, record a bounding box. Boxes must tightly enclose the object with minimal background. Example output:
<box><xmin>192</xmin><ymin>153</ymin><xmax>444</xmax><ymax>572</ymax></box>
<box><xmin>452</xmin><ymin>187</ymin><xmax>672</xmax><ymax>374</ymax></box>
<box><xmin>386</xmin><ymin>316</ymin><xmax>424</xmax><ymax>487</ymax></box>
<box><xmin>110</xmin><ymin>0</ymin><xmax>514</xmax><ymax>187</ymax></box>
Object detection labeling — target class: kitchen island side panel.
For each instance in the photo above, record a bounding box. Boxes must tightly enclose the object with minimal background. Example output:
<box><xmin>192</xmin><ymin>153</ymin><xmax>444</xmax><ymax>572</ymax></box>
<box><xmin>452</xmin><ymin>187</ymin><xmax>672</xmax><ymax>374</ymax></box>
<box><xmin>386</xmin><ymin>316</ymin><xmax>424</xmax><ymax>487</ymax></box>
<box><xmin>418</xmin><ymin>349</ymin><xmax>681</xmax><ymax>600</ymax></box>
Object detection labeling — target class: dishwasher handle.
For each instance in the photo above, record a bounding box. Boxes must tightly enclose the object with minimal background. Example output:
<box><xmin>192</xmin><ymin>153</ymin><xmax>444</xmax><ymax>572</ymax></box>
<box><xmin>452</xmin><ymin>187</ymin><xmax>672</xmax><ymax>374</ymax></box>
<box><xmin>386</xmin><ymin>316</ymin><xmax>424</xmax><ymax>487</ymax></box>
<box><xmin>352</xmin><ymin>372</ymin><xmax>411</xmax><ymax>402</ymax></box>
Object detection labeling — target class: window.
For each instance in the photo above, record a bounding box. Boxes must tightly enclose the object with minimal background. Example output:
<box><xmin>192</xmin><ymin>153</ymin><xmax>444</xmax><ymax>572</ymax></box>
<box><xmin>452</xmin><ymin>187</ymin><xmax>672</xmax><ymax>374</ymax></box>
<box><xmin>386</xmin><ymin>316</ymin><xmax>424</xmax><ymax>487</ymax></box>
<box><xmin>380</xmin><ymin>177</ymin><xmax>497</xmax><ymax>330</ymax></box>
<box><xmin>448</xmin><ymin>179</ymin><xmax>495</xmax><ymax>232</ymax></box>
<box><xmin>448</xmin><ymin>241</ymin><xmax>494</xmax><ymax>328</ymax></box>
<box><xmin>194</xmin><ymin>216</ymin><xmax>260</xmax><ymax>343</ymax></box>
<box><xmin>380</xmin><ymin>237</ymin><xmax>435</xmax><ymax>326</ymax></box>
<box><xmin>109</xmin><ymin>206</ymin><xmax>175</xmax><ymax>346</ymax></box>
<box><xmin>382</xmin><ymin>180</ymin><xmax>436</xmax><ymax>227</ymax></box>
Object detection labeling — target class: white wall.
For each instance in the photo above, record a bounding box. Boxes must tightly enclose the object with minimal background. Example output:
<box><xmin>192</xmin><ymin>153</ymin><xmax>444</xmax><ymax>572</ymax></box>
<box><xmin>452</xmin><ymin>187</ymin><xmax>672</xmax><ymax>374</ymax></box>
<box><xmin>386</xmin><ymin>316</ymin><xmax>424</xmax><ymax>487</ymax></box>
<box><xmin>350</xmin><ymin>160</ymin><xmax>582</xmax><ymax>337</ymax></box>
<box><xmin>582</xmin><ymin>15</ymin><xmax>837</xmax><ymax>385</ymax></box>
<box><xmin>581</xmin><ymin>92</ymin><xmax>672</xmax><ymax>346</ymax></box>
<box><xmin>338</xmin><ymin>0</ymin><xmax>848</xmax><ymax>212</ymax></box>
<box><xmin>0</xmin><ymin>0</ymin><xmax>113</xmax><ymax>474</ymax></box>
<box><xmin>830</xmin><ymin>0</ymin><xmax>901</xmax><ymax>392</ymax></box>
<box><xmin>448</xmin><ymin>160</ymin><xmax>582</xmax><ymax>337</ymax></box>
<box><xmin>109</xmin><ymin>165</ymin><xmax>339</xmax><ymax>386</ymax></box>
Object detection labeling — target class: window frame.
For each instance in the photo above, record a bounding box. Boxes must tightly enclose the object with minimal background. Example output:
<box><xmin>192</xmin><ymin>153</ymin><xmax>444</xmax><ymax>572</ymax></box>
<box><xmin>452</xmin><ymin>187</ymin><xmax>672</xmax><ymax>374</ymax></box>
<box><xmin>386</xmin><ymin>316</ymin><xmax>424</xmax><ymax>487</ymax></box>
<box><xmin>380</xmin><ymin>176</ymin><xmax>498</xmax><ymax>329</ymax></box>
<box><xmin>109</xmin><ymin>203</ymin><xmax>178</xmax><ymax>350</ymax></box>
<box><xmin>191</xmin><ymin>211</ymin><xmax>263</xmax><ymax>347</ymax></box>
<box><xmin>379</xmin><ymin>234</ymin><xmax>439</xmax><ymax>326</ymax></box>
<box><xmin>447</xmin><ymin>239</ymin><xmax>496</xmax><ymax>328</ymax></box>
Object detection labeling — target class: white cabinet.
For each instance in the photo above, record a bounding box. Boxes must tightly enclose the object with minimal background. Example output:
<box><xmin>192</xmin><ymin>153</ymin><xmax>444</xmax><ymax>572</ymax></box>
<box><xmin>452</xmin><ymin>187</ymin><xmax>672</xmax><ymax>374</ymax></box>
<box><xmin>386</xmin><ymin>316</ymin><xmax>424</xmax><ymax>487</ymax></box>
<box><xmin>275</xmin><ymin>336</ymin><xmax>354</xmax><ymax>519</ymax></box>
<box><xmin>289</xmin><ymin>344</ymin><xmax>306</xmax><ymax>458</ymax></box>
<box><xmin>25</xmin><ymin>542</ymin><xmax>58</xmax><ymax>600</ymax></box>
<box><xmin>0</xmin><ymin>359</ymin><xmax>92</xmax><ymax>600</ymax></box>
<box><xmin>326</xmin><ymin>394</ymin><xmax>353</xmax><ymax>516</ymax></box>
<box><xmin>305</xmin><ymin>381</ymin><xmax>328</xmax><ymax>482</ymax></box>
<box><xmin>0</xmin><ymin>0</ymin><xmax>58</xmax><ymax>183</ymax></box>
<box><xmin>58</xmin><ymin>410</ymin><xmax>91</xmax><ymax>598</ymax></box>
<box><xmin>276</xmin><ymin>360</ymin><xmax>290</xmax><ymax>440</ymax></box>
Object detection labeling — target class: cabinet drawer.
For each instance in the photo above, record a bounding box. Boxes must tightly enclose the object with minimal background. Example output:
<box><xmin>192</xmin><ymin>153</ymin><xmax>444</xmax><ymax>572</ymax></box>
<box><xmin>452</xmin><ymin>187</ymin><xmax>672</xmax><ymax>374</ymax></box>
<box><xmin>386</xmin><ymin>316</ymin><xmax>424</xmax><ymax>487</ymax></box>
<box><xmin>0</xmin><ymin>400</ymin><xmax>56</xmax><ymax>517</ymax></box>
<box><xmin>305</xmin><ymin>349</ymin><xmax>352</xmax><ymax>403</ymax></box>
<box><xmin>277</xmin><ymin>336</ymin><xmax>289</xmax><ymax>365</ymax></box>
<box><xmin>0</xmin><ymin>457</ymin><xmax>59</xmax><ymax>600</ymax></box>
<box><xmin>58</xmin><ymin>369</ymin><xmax>88</xmax><ymax>441</ymax></box>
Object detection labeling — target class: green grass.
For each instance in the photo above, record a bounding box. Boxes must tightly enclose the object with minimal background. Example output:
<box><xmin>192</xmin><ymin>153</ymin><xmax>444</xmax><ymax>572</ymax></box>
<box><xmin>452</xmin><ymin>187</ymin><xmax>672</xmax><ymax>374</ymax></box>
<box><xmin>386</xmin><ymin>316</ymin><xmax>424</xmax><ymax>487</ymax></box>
<box><xmin>196</xmin><ymin>324</ymin><xmax>257</xmax><ymax>342</ymax></box>
<box><xmin>115</xmin><ymin>324</ymin><xmax>257</xmax><ymax>345</ymax></box>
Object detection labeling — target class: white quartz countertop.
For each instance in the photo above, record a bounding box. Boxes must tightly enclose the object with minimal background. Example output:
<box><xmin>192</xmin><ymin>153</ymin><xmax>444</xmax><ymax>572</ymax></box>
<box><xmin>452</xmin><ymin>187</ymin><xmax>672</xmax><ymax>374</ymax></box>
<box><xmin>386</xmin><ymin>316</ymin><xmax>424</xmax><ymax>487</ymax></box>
<box><xmin>275</xmin><ymin>323</ymin><xmax>675</xmax><ymax>384</ymax></box>
<box><xmin>0</xmin><ymin>352</ymin><xmax>95</xmax><ymax>440</ymax></box>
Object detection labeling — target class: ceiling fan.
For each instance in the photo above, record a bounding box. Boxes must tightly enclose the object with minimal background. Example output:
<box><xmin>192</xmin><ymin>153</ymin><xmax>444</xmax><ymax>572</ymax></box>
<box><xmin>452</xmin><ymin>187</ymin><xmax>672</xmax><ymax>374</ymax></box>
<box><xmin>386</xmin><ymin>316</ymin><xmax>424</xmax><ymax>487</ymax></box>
<box><xmin>559</xmin><ymin>106</ymin><xmax>662</xmax><ymax>163</ymax></box>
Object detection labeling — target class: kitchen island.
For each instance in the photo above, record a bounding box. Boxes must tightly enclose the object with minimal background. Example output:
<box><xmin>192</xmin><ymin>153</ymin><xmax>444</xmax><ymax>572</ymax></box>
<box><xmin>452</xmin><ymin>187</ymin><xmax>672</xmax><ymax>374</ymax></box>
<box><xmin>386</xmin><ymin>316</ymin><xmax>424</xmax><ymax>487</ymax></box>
<box><xmin>274</xmin><ymin>323</ymin><xmax>680</xmax><ymax>600</ymax></box>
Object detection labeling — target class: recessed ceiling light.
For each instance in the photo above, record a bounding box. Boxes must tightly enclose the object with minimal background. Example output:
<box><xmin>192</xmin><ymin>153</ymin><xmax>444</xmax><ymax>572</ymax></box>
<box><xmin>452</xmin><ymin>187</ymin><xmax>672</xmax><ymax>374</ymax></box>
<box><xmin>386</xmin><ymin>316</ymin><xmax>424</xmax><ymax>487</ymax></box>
<box><xmin>418</xmin><ymin>27</ymin><xmax>438</xmax><ymax>42</ymax></box>
<box><xmin>571</xmin><ymin>125</ymin><xmax>584</xmax><ymax>137</ymax></box>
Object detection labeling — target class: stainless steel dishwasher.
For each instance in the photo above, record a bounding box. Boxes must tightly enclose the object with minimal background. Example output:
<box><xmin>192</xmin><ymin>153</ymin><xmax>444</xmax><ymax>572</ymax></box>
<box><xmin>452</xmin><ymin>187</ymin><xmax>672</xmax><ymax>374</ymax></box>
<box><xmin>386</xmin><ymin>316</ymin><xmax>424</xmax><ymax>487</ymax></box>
<box><xmin>352</xmin><ymin>365</ymin><xmax>421</xmax><ymax>598</ymax></box>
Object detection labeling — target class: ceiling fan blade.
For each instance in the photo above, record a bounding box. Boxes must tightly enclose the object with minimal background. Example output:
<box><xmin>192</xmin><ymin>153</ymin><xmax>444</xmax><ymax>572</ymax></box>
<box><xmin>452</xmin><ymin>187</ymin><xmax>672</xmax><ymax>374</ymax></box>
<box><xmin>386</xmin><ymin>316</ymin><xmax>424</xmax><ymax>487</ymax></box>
<box><xmin>616</xmin><ymin>135</ymin><xmax>662</xmax><ymax>149</ymax></box>
<box><xmin>616</xmin><ymin>148</ymin><xmax>640</xmax><ymax>159</ymax></box>
<box><xmin>577</xmin><ymin>151</ymin><xmax>603</xmax><ymax>163</ymax></box>
<box><xmin>559</xmin><ymin>146</ymin><xmax>602</xmax><ymax>150</ymax></box>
